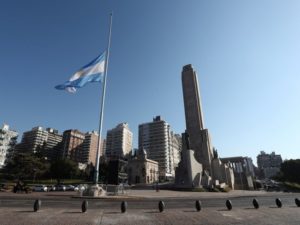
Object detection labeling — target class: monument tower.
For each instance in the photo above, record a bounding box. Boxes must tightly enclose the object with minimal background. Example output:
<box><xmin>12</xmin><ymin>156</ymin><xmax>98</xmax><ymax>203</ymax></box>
<box><xmin>176</xmin><ymin>64</ymin><xmax>234</xmax><ymax>189</ymax></box>
<box><xmin>182</xmin><ymin>64</ymin><xmax>214</xmax><ymax>174</ymax></box>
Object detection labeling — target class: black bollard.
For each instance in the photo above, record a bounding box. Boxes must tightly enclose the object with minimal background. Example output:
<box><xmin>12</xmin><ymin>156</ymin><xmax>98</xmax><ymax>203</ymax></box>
<box><xmin>275</xmin><ymin>198</ymin><xmax>282</xmax><ymax>208</ymax></box>
<box><xmin>121</xmin><ymin>201</ymin><xmax>127</xmax><ymax>213</ymax></box>
<box><xmin>158</xmin><ymin>200</ymin><xmax>165</xmax><ymax>212</ymax></box>
<box><xmin>252</xmin><ymin>198</ymin><xmax>259</xmax><ymax>209</ymax></box>
<box><xmin>295</xmin><ymin>198</ymin><xmax>300</xmax><ymax>207</ymax></box>
<box><xmin>81</xmin><ymin>200</ymin><xmax>88</xmax><ymax>213</ymax></box>
<box><xmin>33</xmin><ymin>199</ymin><xmax>41</xmax><ymax>212</ymax></box>
<box><xmin>226</xmin><ymin>200</ymin><xmax>232</xmax><ymax>210</ymax></box>
<box><xmin>195</xmin><ymin>200</ymin><xmax>202</xmax><ymax>212</ymax></box>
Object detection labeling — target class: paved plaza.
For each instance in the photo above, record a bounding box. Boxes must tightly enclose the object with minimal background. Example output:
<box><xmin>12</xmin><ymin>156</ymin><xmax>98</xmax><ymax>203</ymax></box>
<box><xmin>0</xmin><ymin>190</ymin><xmax>299</xmax><ymax>225</ymax></box>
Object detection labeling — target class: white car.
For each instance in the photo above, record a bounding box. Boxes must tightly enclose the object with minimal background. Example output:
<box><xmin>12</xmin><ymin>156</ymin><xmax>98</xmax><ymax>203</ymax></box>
<box><xmin>33</xmin><ymin>185</ymin><xmax>47</xmax><ymax>192</ymax></box>
<box><xmin>76</xmin><ymin>184</ymin><xmax>86</xmax><ymax>192</ymax></box>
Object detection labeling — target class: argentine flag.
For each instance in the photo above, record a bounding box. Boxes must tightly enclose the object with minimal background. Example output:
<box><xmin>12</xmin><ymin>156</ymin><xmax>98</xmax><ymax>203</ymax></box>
<box><xmin>55</xmin><ymin>51</ymin><xmax>106</xmax><ymax>93</ymax></box>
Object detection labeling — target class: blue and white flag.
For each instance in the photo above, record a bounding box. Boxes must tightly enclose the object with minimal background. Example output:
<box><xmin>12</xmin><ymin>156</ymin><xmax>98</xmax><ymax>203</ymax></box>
<box><xmin>55</xmin><ymin>51</ymin><xmax>106</xmax><ymax>93</ymax></box>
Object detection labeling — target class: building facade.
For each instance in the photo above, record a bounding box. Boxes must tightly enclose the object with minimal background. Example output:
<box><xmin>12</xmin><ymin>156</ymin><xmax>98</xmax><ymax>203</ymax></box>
<box><xmin>0</xmin><ymin>124</ymin><xmax>18</xmax><ymax>168</ymax></box>
<box><xmin>127</xmin><ymin>148</ymin><xmax>159</xmax><ymax>184</ymax></box>
<box><xmin>105</xmin><ymin>123</ymin><xmax>133</xmax><ymax>159</ymax></box>
<box><xmin>138</xmin><ymin>116</ymin><xmax>180</xmax><ymax>180</ymax></box>
<box><xmin>257</xmin><ymin>151</ymin><xmax>282</xmax><ymax>178</ymax></box>
<box><xmin>62</xmin><ymin>129</ymin><xmax>85</xmax><ymax>163</ymax></box>
<box><xmin>15</xmin><ymin>126</ymin><xmax>62</xmax><ymax>160</ymax></box>
<box><xmin>82</xmin><ymin>131</ymin><xmax>105</xmax><ymax>166</ymax></box>
<box><xmin>44</xmin><ymin>128</ymin><xmax>63</xmax><ymax>160</ymax></box>
<box><xmin>16</xmin><ymin>126</ymin><xmax>48</xmax><ymax>153</ymax></box>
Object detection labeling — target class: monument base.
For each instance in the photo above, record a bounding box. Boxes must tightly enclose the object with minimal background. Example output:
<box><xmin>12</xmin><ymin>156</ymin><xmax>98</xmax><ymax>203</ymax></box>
<box><xmin>80</xmin><ymin>184</ymin><xmax>107</xmax><ymax>197</ymax></box>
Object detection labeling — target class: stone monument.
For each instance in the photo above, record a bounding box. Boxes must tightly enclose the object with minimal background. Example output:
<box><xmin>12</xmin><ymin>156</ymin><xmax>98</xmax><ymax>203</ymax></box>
<box><xmin>175</xmin><ymin>64</ymin><xmax>234</xmax><ymax>189</ymax></box>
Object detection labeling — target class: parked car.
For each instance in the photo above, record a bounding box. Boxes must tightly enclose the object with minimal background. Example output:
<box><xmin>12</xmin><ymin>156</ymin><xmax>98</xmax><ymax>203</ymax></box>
<box><xmin>65</xmin><ymin>185</ymin><xmax>75</xmax><ymax>191</ymax></box>
<box><xmin>54</xmin><ymin>184</ymin><xmax>66</xmax><ymax>191</ymax></box>
<box><xmin>47</xmin><ymin>185</ymin><xmax>56</xmax><ymax>191</ymax></box>
<box><xmin>75</xmin><ymin>184</ymin><xmax>87</xmax><ymax>192</ymax></box>
<box><xmin>33</xmin><ymin>185</ymin><xmax>47</xmax><ymax>192</ymax></box>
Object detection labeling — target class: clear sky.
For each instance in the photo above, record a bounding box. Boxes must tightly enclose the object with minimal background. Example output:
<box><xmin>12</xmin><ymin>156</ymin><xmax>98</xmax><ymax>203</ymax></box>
<box><xmin>1</xmin><ymin>0</ymin><xmax>300</xmax><ymax>164</ymax></box>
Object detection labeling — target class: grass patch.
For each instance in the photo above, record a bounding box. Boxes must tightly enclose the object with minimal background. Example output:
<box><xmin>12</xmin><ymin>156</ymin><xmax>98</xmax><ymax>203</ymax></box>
<box><xmin>191</xmin><ymin>187</ymin><xmax>206</xmax><ymax>192</ymax></box>
<box><xmin>284</xmin><ymin>182</ymin><xmax>300</xmax><ymax>191</ymax></box>
<box><xmin>170</xmin><ymin>187</ymin><xmax>206</xmax><ymax>192</ymax></box>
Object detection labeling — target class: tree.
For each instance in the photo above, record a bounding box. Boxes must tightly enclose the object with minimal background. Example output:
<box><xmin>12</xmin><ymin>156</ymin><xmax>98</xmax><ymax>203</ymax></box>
<box><xmin>1</xmin><ymin>152</ymin><xmax>49</xmax><ymax>180</ymax></box>
<box><xmin>50</xmin><ymin>158</ymin><xmax>80</xmax><ymax>183</ymax></box>
<box><xmin>280</xmin><ymin>159</ymin><xmax>300</xmax><ymax>183</ymax></box>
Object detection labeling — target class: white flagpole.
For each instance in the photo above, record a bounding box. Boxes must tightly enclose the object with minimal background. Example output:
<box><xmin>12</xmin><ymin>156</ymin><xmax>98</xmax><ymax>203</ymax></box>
<box><xmin>94</xmin><ymin>12</ymin><xmax>113</xmax><ymax>184</ymax></box>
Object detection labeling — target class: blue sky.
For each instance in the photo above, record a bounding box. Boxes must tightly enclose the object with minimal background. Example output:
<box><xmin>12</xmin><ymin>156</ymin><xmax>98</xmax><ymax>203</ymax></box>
<box><xmin>1</xmin><ymin>0</ymin><xmax>300</xmax><ymax>164</ymax></box>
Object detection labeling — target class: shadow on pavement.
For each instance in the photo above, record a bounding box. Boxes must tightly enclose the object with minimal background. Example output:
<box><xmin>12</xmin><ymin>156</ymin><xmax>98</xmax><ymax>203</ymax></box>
<box><xmin>16</xmin><ymin>210</ymin><xmax>35</xmax><ymax>213</ymax></box>
<box><xmin>104</xmin><ymin>211</ymin><xmax>121</xmax><ymax>214</ymax></box>
<box><xmin>144</xmin><ymin>211</ymin><xmax>159</xmax><ymax>214</ymax></box>
<box><xmin>63</xmin><ymin>211</ymin><xmax>82</xmax><ymax>214</ymax></box>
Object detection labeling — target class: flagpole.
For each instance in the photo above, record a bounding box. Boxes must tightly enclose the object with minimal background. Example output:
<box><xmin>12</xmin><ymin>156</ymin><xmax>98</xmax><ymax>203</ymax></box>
<box><xmin>94</xmin><ymin>12</ymin><xmax>113</xmax><ymax>184</ymax></box>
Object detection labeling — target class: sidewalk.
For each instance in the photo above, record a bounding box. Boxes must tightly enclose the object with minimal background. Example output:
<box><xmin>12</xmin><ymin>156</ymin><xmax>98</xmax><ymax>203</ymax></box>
<box><xmin>124</xmin><ymin>189</ymin><xmax>269</xmax><ymax>199</ymax></box>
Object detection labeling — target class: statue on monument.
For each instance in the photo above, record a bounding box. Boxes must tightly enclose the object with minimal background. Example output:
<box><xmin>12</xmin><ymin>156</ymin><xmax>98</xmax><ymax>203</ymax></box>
<box><xmin>213</xmin><ymin>148</ymin><xmax>218</xmax><ymax>159</ymax></box>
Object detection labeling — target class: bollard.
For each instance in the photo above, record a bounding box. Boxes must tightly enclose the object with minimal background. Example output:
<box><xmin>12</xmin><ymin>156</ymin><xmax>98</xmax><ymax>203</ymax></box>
<box><xmin>295</xmin><ymin>198</ymin><xmax>300</xmax><ymax>207</ymax></box>
<box><xmin>275</xmin><ymin>198</ymin><xmax>282</xmax><ymax>208</ymax></box>
<box><xmin>81</xmin><ymin>200</ymin><xmax>88</xmax><ymax>213</ymax></box>
<box><xmin>121</xmin><ymin>201</ymin><xmax>127</xmax><ymax>213</ymax></box>
<box><xmin>226</xmin><ymin>199</ymin><xmax>232</xmax><ymax>210</ymax></box>
<box><xmin>252</xmin><ymin>198</ymin><xmax>259</xmax><ymax>209</ymax></box>
<box><xmin>195</xmin><ymin>200</ymin><xmax>202</xmax><ymax>212</ymax></box>
<box><xmin>158</xmin><ymin>200</ymin><xmax>165</xmax><ymax>212</ymax></box>
<box><xmin>33</xmin><ymin>199</ymin><xmax>41</xmax><ymax>212</ymax></box>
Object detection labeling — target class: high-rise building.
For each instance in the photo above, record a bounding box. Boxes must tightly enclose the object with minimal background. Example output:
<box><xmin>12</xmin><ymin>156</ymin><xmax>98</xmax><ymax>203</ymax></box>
<box><xmin>105</xmin><ymin>123</ymin><xmax>133</xmax><ymax>159</ymax></box>
<box><xmin>16</xmin><ymin>127</ymin><xmax>62</xmax><ymax>160</ymax></box>
<box><xmin>62</xmin><ymin>129</ymin><xmax>85</xmax><ymax>163</ymax></box>
<box><xmin>257</xmin><ymin>151</ymin><xmax>282</xmax><ymax>178</ymax></box>
<box><xmin>16</xmin><ymin>126</ymin><xmax>48</xmax><ymax>153</ymax></box>
<box><xmin>82</xmin><ymin>131</ymin><xmax>105</xmax><ymax>166</ymax></box>
<box><xmin>181</xmin><ymin>64</ymin><xmax>214</xmax><ymax>173</ymax></box>
<box><xmin>0</xmin><ymin>124</ymin><xmax>18</xmax><ymax>168</ymax></box>
<box><xmin>45</xmin><ymin>128</ymin><xmax>63</xmax><ymax>160</ymax></box>
<box><xmin>139</xmin><ymin>116</ymin><xmax>180</xmax><ymax>180</ymax></box>
<box><xmin>257</xmin><ymin>151</ymin><xmax>282</xmax><ymax>168</ymax></box>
